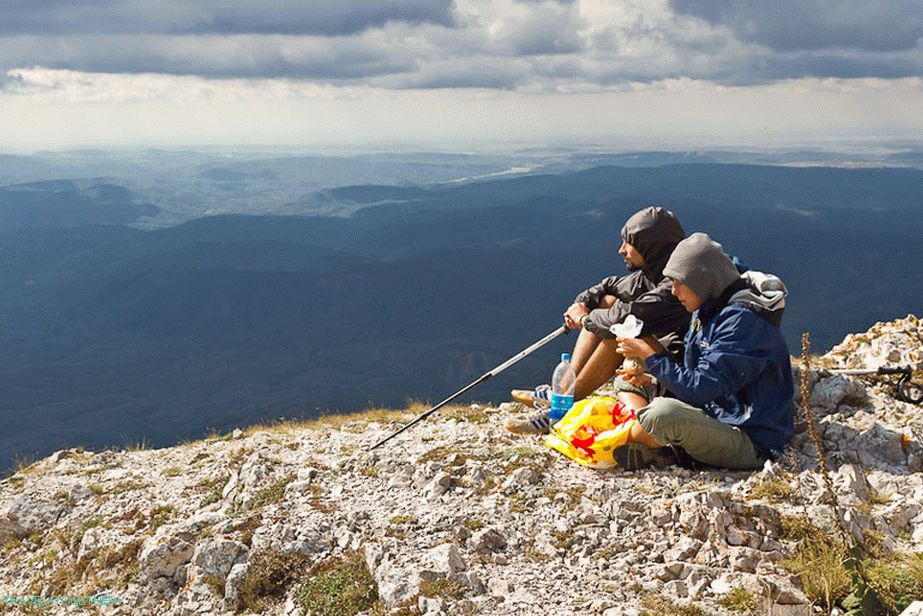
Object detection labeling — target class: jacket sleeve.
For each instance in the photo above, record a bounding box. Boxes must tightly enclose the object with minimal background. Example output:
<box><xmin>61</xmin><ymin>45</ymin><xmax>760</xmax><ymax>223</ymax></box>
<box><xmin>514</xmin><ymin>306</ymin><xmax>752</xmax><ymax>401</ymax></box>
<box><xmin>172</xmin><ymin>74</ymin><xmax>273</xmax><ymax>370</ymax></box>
<box><xmin>583</xmin><ymin>277</ymin><xmax>684</xmax><ymax>340</ymax></box>
<box><xmin>574</xmin><ymin>275</ymin><xmax>627</xmax><ymax>309</ymax></box>
<box><xmin>643</xmin><ymin>310</ymin><xmax>772</xmax><ymax>409</ymax></box>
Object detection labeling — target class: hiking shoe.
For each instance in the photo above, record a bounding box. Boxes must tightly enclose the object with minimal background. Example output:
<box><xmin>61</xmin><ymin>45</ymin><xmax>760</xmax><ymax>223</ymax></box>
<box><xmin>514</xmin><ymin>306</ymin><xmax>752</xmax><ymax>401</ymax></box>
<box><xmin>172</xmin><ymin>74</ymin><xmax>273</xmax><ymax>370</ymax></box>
<box><xmin>510</xmin><ymin>384</ymin><xmax>551</xmax><ymax>408</ymax></box>
<box><xmin>614</xmin><ymin>444</ymin><xmax>677</xmax><ymax>471</ymax></box>
<box><xmin>504</xmin><ymin>409</ymin><xmax>553</xmax><ymax>434</ymax></box>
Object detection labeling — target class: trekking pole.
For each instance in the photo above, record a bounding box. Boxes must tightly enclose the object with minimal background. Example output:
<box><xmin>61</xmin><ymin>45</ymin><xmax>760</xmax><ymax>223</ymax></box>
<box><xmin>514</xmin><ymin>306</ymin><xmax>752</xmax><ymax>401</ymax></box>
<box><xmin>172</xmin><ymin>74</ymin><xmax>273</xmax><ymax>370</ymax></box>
<box><xmin>369</xmin><ymin>326</ymin><xmax>568</xmax><ymax>450</ymax></box>
<box><xmin>829</xmin><ymin>366</ymin><xmax>923</xmax><ymax>405</ymax></box>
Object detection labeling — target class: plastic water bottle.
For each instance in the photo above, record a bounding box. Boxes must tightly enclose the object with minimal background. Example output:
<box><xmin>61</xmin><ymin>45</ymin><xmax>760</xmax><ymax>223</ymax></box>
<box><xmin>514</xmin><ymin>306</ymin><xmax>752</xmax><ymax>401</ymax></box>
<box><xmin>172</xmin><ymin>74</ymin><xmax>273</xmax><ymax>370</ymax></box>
<box><xmin>549</xmin><ymin>353</ymin><xmax>576</xmax><ymax>422</ymax></box>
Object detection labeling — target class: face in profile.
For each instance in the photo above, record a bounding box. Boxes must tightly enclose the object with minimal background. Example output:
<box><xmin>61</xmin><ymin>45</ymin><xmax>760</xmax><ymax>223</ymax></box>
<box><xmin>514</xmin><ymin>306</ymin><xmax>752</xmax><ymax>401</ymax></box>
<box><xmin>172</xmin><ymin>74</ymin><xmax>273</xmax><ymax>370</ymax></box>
<box><xmin>618</xmin><ymin>241</ymin><xmax>646</xmax><ymax>271</ymax></box>
<box><xmin>671</xmin><ymin>278</ymin><xmax>702</xmax><ymax>312</ymax></box>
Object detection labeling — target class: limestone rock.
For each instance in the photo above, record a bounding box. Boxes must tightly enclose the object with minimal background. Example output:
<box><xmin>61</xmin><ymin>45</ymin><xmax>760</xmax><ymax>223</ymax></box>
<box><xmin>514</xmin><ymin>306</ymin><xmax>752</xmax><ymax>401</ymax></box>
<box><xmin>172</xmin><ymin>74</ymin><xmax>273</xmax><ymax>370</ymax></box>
<box><xmin>469</xmin><ymin>528</ymin><xmax>507</xmax><ymax>553</ymax></box>
<box><xmin>376</xmin><ymin>563</ymin><xmax>420</xmax><ymax>605</ymax></box>
<box><xmin>191</xmin><ymin>538</ymin><xmax>248</xmax><ymax>578</ymax></box>
<box><xmin>2</xmin><ymin>495</ymin><xmax>65</xmax><ymax>533</ymax></box>
<box><xmin>139</xmin><ymin>533</ymin><xmax>195</xmax><ymax>581</ymax></box>
<box><xmin>429</xmin><ymin>543</ymin><xmax>466</xmax><ymax>574</ymax></box>
<box><xmin>900</xmin><ymin>601</ymin><xmax>923</xmax><ymax>616</ymax></box>
<box><xmin>810</xmin><ymin>375</ymin><xmax>866</xmax><ymax>409</ymax></box>
<box><xmin>223</xmin><ymin>562</ymin><xmax>249</xmax><ymax>610</ymax></box>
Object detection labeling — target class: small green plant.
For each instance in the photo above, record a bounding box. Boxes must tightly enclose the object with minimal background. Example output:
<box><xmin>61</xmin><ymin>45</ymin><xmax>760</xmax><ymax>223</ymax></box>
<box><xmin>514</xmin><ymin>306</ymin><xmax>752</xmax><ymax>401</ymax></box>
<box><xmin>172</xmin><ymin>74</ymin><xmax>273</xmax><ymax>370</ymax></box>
<box><xmin>463</xmin><ymin>518</ymin><xmax>484</xmax><ymax>531</ymax></box>
<box><xmin>53</xmin><ymin>490</ymin><xmax>76</xmax><ymax>507</ymax></box>
<box><xmin>868</xmin><ymin>489</ymin><xmax>891</xmax><ymax>505</ymax></box>
<box><xmin>46</xmin><ymin>555</ymin><xmax>94</xmax><ymax>595</ymax></box>
<box><xmin>523</xmin><ymin>541</ymin><xmax>552</xmax><ymax>563</ymax></box>
<box><xmin>639</xmin><ymin>593</ymin><xmax>710</xmax><ymax>616</ymax></box>
<box><xmin>88</xmin><ymin>483</ymin><xmax>104</xmax><ymax>495</ymax></box>
<box><xmin>473</xmin><ymin>474</ymin><xmax>496</xmax><ymax>495</ymax></box>
<box><xmin>162</xmin><ymin>466</ymin><xmax>182</xmax><ymax>478</ymax></box>
<box><xmin>340</xmin><ymin>421</ymin><xmax>368</xmax><ymax>433</ymax></box>
<box><xmin>70</xmin><ymin>516</ymin><xmax>105</xmax><ymax>548</ymax></box>
<box><xmin>147</xmin><ymin>504</ymin><xmax>177</xmax><ymax>533</ymax></box>
<box><xmin>419</xmin><ymin>577</ymin><xmax>468</xmax><ymax>600</ymax></box>
<box><xmin>13</xmin><ymin>454</ymin><xmax>38</xmax><ymax>475</ymax></box>
<box><xmin>251</xmin><ymin>475</ymin><xmax>295</xmax><ymax>509</ymax></box>
<box><xmin>196</xmin><ymin>474</ymin><xmax>229</xmax><ymax>506</ymax></box>
<box><xmin>552</xmin><ymin>529</ymin><xmax>573</xmax><ymax>552</ymax></box>
<box><xmin>239</xmin><ymin>549</ymin><xmax>311</xmax><ymax>612</ymax></box>
<box><xmin>124</xmin><ymin>438</ymin><xmax>150</xmax><ymax>452</ymax></box>
<box><xmin>238</xmin><ymin>515</ymin><xmax>262</xmax><ymax>546</ymax></box>
<box><xmin>206</xmin><ymin>429</ymin><xmax>234</xmax><ymax>443</ymax></box>
<box><xmin>508</xmin><ymin>493</ymin><xmax>529</xmax><ymax>513</ymax></box>
<box><xmin>296</xmin><ymin>552</ymin><xmax>377</xmax><ymax>616</ymax></box>
<box><xmin>748</xmin><ymin>474</ymin><xmax>795</xmax><ymax>503</ymax></box>
<box><xmin>112</xmin><ymin>479</ymin><xmax>147</xmax><ymax>494</ymax></box>
<box><xmin>559</xmin><ymin>486</ymin><xmax>587</xmax><ymax>513</ymax></box>
<box><xmin>2</xmin><ymin>536</ymin><xmax>23</xmax><ymax>554</ymax></box>
<box><xmin>779</xmin><ymin>531</ymin><xmax>852</xmax><ymax>611</ymax></box>
<box><xmin>443</xmin><ymin>406</ymin><xmax>488</xmax><ymax>424</ymax></box>
<box><xmin>863</xmin><ymin>552</ymin><xmax>923</xmax><ymax>613</ymax></box>
<box><xmin>81</xmin><ymin>516</ymin><xmax>103</xmax><ymax>531</ymax></box>
<box><xmin>200</xmin><ymin>574</ymin><xmax>226</xmax><ymax>596</ymax></box>
<box><xmin>417</xmin><ymin>446</ymin><xmax>460</xmax><ymax>465</ymax></box>
<box><xmin>779</xmin><ymin>514</ymin><xmax>814</xmax><ymax>541</ymax></box>
<box><xmin>718</xmin><ymin>586</ymin><xmax>757</xmax><ymax>612</ymax></box>
<box><xmin>388</xmin><ymin>515</ymin><xmax>417</xmax><ymax>525</ymax></box>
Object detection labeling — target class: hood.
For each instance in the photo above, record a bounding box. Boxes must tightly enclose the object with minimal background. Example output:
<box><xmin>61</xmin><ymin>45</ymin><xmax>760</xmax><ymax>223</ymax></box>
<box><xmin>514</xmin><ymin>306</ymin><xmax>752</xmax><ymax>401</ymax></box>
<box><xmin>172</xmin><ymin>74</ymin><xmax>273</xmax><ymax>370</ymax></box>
<box><xmin>662</xmin><ymin>232</ymin><xmax>740</xmax><ymax>302</ymax></box>
<box><xmin>620</xmin><ymin>206</ymin><xmax>685</xmax><ymax>276</ymax></box>
<box><xmin>729</xmin><ymin>270</ymin><xmax>788</xmax><ymax>326</ymax></box>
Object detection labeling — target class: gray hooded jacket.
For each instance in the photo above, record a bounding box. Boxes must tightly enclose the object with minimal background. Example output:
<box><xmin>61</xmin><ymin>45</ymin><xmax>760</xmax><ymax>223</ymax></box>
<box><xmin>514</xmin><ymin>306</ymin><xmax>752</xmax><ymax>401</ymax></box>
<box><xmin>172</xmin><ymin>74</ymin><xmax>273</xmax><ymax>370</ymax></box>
<box><xmin>575</xmin><ymin>206</ymin><xmax>690</xmax><ymax>355</ymax></box>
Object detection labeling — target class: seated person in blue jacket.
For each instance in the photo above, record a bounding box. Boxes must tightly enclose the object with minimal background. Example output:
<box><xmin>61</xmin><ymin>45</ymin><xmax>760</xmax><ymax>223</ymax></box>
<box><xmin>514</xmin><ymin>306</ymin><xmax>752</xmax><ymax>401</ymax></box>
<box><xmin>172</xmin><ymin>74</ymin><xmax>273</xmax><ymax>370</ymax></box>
<box><xmin>613</xmin><ymin>232</ymin><xmax>794</xmax><ymax>470</ymax></box>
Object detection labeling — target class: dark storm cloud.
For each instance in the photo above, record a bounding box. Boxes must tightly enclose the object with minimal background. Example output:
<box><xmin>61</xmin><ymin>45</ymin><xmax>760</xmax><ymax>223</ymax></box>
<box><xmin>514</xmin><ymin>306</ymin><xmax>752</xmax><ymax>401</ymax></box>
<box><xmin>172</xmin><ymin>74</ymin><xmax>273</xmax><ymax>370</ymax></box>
<box><xmin>0</xmin><ymin>0</ymin><xmax>455</xmax><ymax>36</ymax></box>
<box><xmin>670</xmin><ymin>0</ymin><xmax>923</xmax><ymax>52</ymax></box>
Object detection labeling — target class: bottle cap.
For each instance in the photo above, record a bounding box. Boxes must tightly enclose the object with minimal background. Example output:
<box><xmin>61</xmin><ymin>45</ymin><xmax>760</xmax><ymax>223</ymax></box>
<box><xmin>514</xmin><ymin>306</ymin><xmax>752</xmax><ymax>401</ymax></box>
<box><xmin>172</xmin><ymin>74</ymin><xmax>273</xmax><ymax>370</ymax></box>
<box><xmin>561</xmin><ymin>353</ymin><xmax>570</xmax><ymax>361</ymax></box>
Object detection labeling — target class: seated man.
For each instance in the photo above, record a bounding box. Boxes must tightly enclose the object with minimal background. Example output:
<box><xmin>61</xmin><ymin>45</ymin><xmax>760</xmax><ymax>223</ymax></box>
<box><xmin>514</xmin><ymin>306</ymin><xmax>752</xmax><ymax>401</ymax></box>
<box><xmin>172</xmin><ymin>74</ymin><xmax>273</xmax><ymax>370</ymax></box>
<box><xmin>615</xmin><ymin>232</ymin><xmax>794</xmax><ymax>470</ymax></box>
<box><xmin>507</xmin><ymin>206</ymin><xmax>691</xmax><ymax>434</ymax></box>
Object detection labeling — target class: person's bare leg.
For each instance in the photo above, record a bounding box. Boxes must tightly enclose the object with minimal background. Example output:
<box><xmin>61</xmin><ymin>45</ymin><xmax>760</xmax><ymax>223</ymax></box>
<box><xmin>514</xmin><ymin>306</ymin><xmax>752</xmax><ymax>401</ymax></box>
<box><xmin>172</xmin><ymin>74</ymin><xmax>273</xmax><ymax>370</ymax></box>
<box><xmin>569</xmin><ymin>327</ymin><xmax>602</xmax><ymax>375</ymax></box>
<box><xmin>617</xmin><ymin>391</ymin><xmax>649</xmax><ymax>413</ymax></box>
<box><xmin>570</xmin><ymin>294</ymin><xmax>618</xmax><ymax>375</ymax></box>
<box><xmin>574</xmin><ymin>338</ymin><xmax>624</xmax><ymax>399</ymax></box>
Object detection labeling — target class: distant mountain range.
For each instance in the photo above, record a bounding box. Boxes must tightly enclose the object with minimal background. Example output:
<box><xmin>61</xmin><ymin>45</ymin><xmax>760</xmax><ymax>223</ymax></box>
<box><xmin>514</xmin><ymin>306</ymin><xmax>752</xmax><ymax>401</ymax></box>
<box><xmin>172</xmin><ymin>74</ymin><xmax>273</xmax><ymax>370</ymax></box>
<box><xmin>1</xmin><ymin>162</ymin><xmax>921</xmax><ymax>472</ymax></box>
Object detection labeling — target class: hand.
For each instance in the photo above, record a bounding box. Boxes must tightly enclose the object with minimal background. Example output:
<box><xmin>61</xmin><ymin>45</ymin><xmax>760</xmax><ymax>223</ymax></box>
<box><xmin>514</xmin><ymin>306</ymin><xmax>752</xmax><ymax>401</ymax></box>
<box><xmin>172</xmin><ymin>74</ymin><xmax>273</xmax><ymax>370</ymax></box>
<box><xmin>563</xmin><ymin>303</ymin><xmax>589</xmax><ymax>330</ymax></box>
<box><xmin>615</xmin><ymin>337</ymin><xmax>657</xmax><ymax>361</ymax></box>
<box><xmin>616</xmin><ymin>367</ymin><xmax>653</xmax><ymax>388</ymax></box>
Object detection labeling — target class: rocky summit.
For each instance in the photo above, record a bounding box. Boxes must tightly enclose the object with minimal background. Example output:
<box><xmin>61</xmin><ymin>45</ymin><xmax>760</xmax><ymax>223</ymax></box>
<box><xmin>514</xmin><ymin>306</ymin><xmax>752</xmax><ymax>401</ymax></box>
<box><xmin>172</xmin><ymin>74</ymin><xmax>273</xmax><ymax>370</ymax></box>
<box><xmin>2</xmin><ymin>317</ymin><xmax>923</xmax><ymax>616</ymax></box>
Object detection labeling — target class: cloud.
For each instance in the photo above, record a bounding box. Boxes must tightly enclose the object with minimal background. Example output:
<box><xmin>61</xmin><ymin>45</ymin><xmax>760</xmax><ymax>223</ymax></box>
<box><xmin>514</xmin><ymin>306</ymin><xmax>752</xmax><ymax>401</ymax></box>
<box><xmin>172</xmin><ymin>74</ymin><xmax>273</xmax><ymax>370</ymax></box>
<box><xmin>0</xmin><ymin>0</ymin><xmax>921</xmax><ymax>90</ymax></box>
<box><xmin>0</xmin><ymin>0</ymin><xmax>456</xmax><ymax>36</ymax></box>
<box><xmin>669</xmin><ymin>0</ymin><xmax>923</xmax><ymax>52</ymax></box>
<box><xmin>0</xmin><ymin>33</ymin><xmax>421</xmax><ymax>80</ymax></box>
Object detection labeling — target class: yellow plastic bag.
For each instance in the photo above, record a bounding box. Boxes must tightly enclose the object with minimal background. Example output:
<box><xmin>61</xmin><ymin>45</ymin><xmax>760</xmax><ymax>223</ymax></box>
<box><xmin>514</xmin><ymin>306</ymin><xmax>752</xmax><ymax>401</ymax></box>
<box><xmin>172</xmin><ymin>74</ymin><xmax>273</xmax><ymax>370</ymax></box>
<box><xmin>545</xmin><ymin>396</ymin><xmax>636</xmax><ymax>469</ymax></box>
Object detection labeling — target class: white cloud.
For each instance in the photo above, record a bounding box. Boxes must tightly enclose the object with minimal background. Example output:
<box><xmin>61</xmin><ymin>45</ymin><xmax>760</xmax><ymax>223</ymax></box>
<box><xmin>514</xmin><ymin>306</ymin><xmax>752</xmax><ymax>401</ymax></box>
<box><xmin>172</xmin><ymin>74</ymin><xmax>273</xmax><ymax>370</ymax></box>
<box><xmin>1</xmin><ymin>0</ymin><xmax>920</xmax><ymax>88</ymax></box>
<box><xmin>1</xmin><ymin>1</ymin><xmax>921</xmax><ymax>148</ymax></box>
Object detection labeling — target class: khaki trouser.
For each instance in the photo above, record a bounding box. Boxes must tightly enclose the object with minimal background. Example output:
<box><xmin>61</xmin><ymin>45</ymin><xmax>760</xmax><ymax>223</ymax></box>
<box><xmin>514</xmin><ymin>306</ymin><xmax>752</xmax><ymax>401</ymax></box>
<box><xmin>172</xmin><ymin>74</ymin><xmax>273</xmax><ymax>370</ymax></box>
<box><xmin>636</xmin><ymin>397</ymin><xmax>767</xmax><ymax>470</ymax></box>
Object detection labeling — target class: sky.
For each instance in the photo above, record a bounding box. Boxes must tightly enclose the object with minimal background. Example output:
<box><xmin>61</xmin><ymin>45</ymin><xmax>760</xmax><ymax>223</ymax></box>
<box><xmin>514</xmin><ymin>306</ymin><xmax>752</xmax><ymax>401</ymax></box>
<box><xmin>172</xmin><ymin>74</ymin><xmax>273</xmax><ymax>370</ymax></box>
<box><xmin>1</xmin><ymin>0</ymin><xmax>922</xmax><ymax>151</ymax></box>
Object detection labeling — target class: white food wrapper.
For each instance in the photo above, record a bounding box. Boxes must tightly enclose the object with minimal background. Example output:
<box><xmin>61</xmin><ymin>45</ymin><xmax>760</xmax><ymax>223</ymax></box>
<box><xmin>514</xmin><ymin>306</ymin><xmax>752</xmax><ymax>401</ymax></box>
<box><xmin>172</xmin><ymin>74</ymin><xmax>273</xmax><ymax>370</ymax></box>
<box><xmin>610</xmin><ymin>315</ymin><xmax>645</xmax><ymax>375</ymax></box>
<box><xmin>609</xmin><ymin>314</ymin><xmax>644</xmax><ymax>339</ymax></box>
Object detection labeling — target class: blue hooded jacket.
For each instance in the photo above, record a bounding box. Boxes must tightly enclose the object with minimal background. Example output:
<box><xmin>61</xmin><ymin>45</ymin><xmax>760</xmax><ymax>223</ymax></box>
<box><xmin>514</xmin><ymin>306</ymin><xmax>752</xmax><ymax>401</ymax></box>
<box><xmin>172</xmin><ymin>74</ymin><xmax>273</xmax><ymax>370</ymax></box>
<box><xmin>643</xmin><ymin>272</ymin><xmax>795</xmax><ymax>458</ymax></box>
